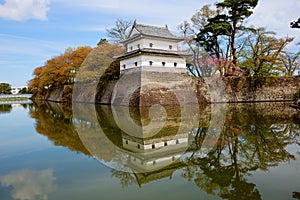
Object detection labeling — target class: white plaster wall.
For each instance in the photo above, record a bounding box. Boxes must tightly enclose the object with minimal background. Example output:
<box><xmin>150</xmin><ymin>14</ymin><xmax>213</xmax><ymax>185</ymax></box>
<box><xmin>122</xmin><ymin>137</ymin><xmax>188</xmax><ymax>151</ymax></box>
<box><xmin>127</xmin><ymin>40</ymin><xmax>141</xmax><ymax>52</ymax></box>
<box><xmin>141</xmin><ymin>55</ymin><xmax>186</xmax><ymax>68</ymax></box>
<box><xmin>130</xmin><ymin>28</ymin><xmax>139</xmax><ymax>36</ymax></box>
<box><xmin>120</xmin><ymin>54</ymin><xmax>186</xmax><ymax>71</ymax></box>
<box><xmin>126</xmin><ymin>38</ymin><xmax>179</xmax><ymax>52</ymax></box>
<box><xmin>141</xmin><ymin>38</ymin><xmax>178</xmax><ymax>51</ymax></box>
<box><xmin>120</xmin><ymin>55</ymin><xmax>143</xmax><ymax>70</ymax></box>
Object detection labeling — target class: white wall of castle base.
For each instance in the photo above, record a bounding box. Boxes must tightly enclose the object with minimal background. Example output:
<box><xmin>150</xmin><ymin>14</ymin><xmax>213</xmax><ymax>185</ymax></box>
<box><xmin>120</xmin><ymin>55</ymin><xmax>186</xmax><ymax>71</ymax></box>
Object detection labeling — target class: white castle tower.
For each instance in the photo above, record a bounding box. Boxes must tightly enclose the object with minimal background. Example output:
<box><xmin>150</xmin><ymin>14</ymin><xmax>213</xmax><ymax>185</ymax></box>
<box><xmin>115</xmin><ymin>21</ymin><xmax>189</xmax><ymax>74</ymax></box>
<box><xmin>112</xmin><ymin>21</ymin><xmax>198</xmax><ymax>107</ymax></box>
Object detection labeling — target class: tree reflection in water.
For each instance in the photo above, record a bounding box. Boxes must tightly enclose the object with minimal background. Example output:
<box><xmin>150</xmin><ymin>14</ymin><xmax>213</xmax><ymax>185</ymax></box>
<box><xmin>29</xmin><ymin>102</ymin><xmax>91</xmax><ymax>155</ymax></box>
<box><xmin>0</xmin><ymin>104</ymin><xmax>12</xmax><ymax>114</ymax></box>
<box><xmin>182</xmin><ymin>104</ymin><xmax>300</xmax><ymax>200</ymax></box>
<box><xmin>29</xmin><ymin>102</ymin><xmax>300</xmax><ymax>199</ymax></box>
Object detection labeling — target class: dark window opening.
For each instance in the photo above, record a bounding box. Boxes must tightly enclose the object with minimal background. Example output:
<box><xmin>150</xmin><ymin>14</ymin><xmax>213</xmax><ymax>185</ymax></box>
<box><xmin>176</xmin><ymin>139</ymin><xmax>179</xmax><ymax>144</ymax></box>
<box><xmin>162</xmin><ymin>62</ymin><xmax>166</xmax><ymax>66</ymax></box>
<box><xmin>174</xmin><ymin>62</ymin><xmax>177</xmax><ymax>67</ymax></box>
<box><xmin>153</xmin><ymin>160</ymin><xmax>156</xmax><ymax>165</ymax></box>
<box><xmin>149</xmin><ymin>61</ymin><xmax>153</xmax><ymax>66</ymax></box>
<box><xmin>138</xmin><ymin>144</ymin><xmax>140</xmax><ymax>149</ymax></box>
<box><xmin>125</xmin><ymin>140</ymin><xmax>128</xmax><ymax>144</ymax></box>
<box><xmin>164</xmin><ymin>142</ymin><xmax>167</xmax><ymax>146</ymax></box>
<box><xmin>169</xmin><ymin>45</ymin><xmax>172</xmax><ymax>50</ymax></box>
<box><xmin>135</xmin><ymin>62</ymin><xmax>138</xmax><ymax>66</ymax></box>
<box><xmin>149</xmin><ymin>43</ymin><xmax>153</xmax><ymax>48</ymax></box>
<box><xmin>123</xmin><ymin>65</ymin><xmax>126</xmax><ymax>69</ymax></box>
<box><xmin>137</xmin><ymin>44</ymin><xmax>140</xmax><ymax>49</ymax></box>
<box><xmin>152</xmin><ymin>144</ymin><xmax>155</xmax><ymax>149</ymax></box>
<box><xmin>130</xmin><ymin>46</ymin><xmax>133</xmax><ymax>51</ymax></box>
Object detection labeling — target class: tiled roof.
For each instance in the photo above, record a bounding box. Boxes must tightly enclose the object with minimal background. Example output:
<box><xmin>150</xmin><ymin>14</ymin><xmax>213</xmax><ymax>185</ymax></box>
<box><xmin>134</xmin><ymin>23</ymin><xmax>178</xmax><ymax>38</ymax></box>
<box><xmin>122</xmin><ymin>21</ymin><xmax>183</xmax><ymax>43</ymax></box>
<box><xmin>114</xmin><ymin>48</ymin><xmax>191</xmax><ymax>60</ymax></box>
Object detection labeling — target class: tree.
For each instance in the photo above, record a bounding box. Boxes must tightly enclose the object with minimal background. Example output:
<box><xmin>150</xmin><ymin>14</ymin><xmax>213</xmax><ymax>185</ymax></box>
<box><xmin>279</xmin><ymin>51</ymin><xmax>300</xmax><ymax>76</ymax></box>
<box><xmin>28</xmin><ymin>46</ymin><xmax>93</xmax><ymax>95</ymax></box>
<box><xmin>215</xmin><ymin>0</ymin><xmax>259</xmax><ymax>65</ymax></box>
<box><xmin>291</xmin><ymin>18</ymin><xmax>300</xmax><ymax>29</ymax></box>
<box><xmin>75</xmin><ymin>43</ymin><xmax>124</xmax><ymax>83</ymax></box>
<box><xmin>97</xmin><ymin>38</ymin><xmax>108</xmax><ymax>46</ymax></box>
<box><xmin>195</xmin><ymin>0</ymin><xmax>259</xmax><ymax>69</ymax></box>
<box><xmin>19</xmin><ymin>87</ymin><xmax>30</xmax><ymax>94</ymax></box>
<box><xmin>240</xmin><ymin>28</ymin><xmax>294</xmax><ymax>76</ymax></box>
<box><xmin>179</xmin><ymin>5</ymin><xmax>220</xmax><ymax>77</ymax></box>
<box><xmin>106</xmin><ymin>19</ymin><xmax>133</xmax><ymax>43</ymax></box>
<box><xmin>0</xmin><ymin>83</ymin><xmax>12</xmax><ymax>94</ymax></box>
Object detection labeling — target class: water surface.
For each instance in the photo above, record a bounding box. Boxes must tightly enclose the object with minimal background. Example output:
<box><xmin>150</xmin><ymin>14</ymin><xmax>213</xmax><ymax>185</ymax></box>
<box><xmin>0</xmin><ymin>102</ymin><xmax>299</xmax><ymax>200</ymax></box>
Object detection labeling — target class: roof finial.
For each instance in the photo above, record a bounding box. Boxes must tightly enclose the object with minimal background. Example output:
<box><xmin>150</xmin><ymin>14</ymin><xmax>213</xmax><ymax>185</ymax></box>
<box><xmin>133</xmin><ymin>19</ymin><xmax>137</xmax><ymax>26</ymax></box>
<box><xmin>165</xmin><ymin>24</ymin><xmax>168</xmax><ymax>29</ymax></box>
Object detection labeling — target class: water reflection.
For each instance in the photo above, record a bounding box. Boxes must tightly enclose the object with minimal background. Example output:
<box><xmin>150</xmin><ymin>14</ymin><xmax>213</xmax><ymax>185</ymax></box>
<box><xmin>0</xmin><ymin>104</ymin><xmax>12</xmax><ymax>114</ymax></box>
<box><xmin>29</xmin><ymin>102</ymin><xmax>300</xmax><ymax>199</ymax></box>
<box><xmin>29</xmin><ymin>102</ymin><xmax>90</xmax><ymax>155</ymax></box>
<box><xmin>0</xmin><ymin>102</ymin><xmax>31</xmax><ymax>114</ymax></box>
<box><xmin>1</xmin><ymin>169</ymin><xmax>56</xmax><ymax>200</ymax></box>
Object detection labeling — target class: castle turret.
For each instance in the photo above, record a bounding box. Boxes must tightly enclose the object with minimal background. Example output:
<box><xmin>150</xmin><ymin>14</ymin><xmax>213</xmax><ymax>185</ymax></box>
<box><xmin>112</xmin><ymin>22</ymin><xmax>198</xmax><ymax>107</ymax></box>
<box><xmin>114</xmin><ymin>21</ymin><xmax>189</xmax><ymax>74</ymax></box>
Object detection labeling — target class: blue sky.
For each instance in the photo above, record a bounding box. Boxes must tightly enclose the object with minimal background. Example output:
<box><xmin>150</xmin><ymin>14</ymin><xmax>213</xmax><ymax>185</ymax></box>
<box><xmin>0</xmin><ymin>0</ymin><xmax>299</xmax><ymax>87</ymax></box>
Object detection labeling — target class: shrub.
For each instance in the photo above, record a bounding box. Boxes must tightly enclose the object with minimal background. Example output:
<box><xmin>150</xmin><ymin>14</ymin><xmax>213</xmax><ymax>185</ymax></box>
<box><xmin>293</xmin><ymin>88</ymin><xmax>300</xmax><ymax>102</ymax></box>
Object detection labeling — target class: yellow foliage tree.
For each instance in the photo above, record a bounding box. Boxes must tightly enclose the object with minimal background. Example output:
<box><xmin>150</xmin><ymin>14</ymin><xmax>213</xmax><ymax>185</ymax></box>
<box><xmin>28</xmin><ymin>46</ymin><xmax>93</xmax><ymax>94</ymax></box>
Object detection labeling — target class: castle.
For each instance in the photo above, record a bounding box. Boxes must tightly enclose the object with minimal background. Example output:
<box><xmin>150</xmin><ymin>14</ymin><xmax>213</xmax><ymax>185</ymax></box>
<box><xmin>114</xmin><ymin>21</ymin><xmax>189</xmax><ymax>74</ymax></box>
<box><xmin>112</xmin><ymin>21</ymin><xmax>199</xmax><ymax>107</ymax></box>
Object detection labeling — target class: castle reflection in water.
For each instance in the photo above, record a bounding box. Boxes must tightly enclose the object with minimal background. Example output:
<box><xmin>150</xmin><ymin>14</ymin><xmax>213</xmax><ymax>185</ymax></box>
<box><xmin>28</xmin><ymin>101</ymin><xmax>300</xmax><ymax>196</ymax></box>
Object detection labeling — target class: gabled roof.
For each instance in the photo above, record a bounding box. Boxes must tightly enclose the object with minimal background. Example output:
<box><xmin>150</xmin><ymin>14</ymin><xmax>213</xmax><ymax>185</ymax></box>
<box><xmin>121</xmin><ymin>20</ymin><xmax>183</xmax><ymax>43</ymax></box>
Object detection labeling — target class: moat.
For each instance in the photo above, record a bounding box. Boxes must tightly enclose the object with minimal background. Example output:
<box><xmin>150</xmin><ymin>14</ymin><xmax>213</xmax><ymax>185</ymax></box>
<box><xmin>0</xmin><ymin>101</ymin><xmax>300</xmax><ymax>200</ymax></box>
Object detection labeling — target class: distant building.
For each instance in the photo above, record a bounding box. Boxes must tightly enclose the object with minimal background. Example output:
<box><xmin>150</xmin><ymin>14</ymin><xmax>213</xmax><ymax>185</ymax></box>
<box><xmin>11</xmin><ymin>87</ymin><xmax>22</xmax><ymax>94</ymax></box>
<box><xmin>11</xmin><ymin>86</ymin><xmax>27</xmax><ymax>94</ymax></box>
<box><xmin>114</xmin><ymin>21</ymin><xmax>189</xmax><ymax>74</ymax></box>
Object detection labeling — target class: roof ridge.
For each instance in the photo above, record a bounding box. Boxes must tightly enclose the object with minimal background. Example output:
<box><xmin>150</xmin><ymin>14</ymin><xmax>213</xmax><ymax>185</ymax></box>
<box><xmin>135</xmin><ymin>23</ymin><xmax>168</xmax><ymax>30</ymax></box>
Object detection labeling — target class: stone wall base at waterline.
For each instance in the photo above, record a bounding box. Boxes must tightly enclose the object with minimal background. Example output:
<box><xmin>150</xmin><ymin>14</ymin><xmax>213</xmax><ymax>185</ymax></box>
<box><xmin>39</xmin><ymin>75</ymin><xmax>300</xmax><ymax>105</ymax></box>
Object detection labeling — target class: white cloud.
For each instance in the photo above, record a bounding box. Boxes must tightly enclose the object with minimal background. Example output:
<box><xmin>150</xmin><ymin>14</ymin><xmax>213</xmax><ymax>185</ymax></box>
<box><xmin>52</xmin><ymin>0</ymin><xmax>212</xmax><ymax>28</ymax></box>
<box><xmin>0</xmin><ymin>0</ymin><xmax>50</xmax><ymax>21</ymax></box>
<box><xmin>1</xmin><ymin>169</ymin><xmax>56</xmax><ymax>200</ymax></box>
<box><xmin>248</xmin><ymin>0</ymin><xmax>300</xmax><ymax>39</ymax></box>
<box><xmin>52</xmin><ymin>0</ymin><xmax>300</xmax><ymax>40</ymax></box>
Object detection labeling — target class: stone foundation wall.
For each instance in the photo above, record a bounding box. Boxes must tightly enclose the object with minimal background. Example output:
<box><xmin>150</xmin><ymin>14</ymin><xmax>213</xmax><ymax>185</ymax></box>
<box><xmin>44</xmin><ymin>71</ymin><xmax>300</xmax><ymax>105</ymax></box>
<box><xmin>45</xmin><ymin>87</ymin><xmax>64</xmax><ymax>102</ymax></box>
<box><xmin>111</xmin><ymin>69</ymin><xmax>300</xmax><ymax>105</ymax></box>
<box><xmin>111</xmin><ymin>68</ymin><xmax>205</xmax><ymax>106</ymax></box>
<box><xmin>222</xmin><ymin>76</ymin><xmax>300</xmax><ymax>102</ymax></box>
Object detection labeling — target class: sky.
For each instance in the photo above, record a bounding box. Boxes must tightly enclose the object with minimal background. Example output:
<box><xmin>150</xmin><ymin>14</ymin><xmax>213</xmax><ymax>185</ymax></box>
<box><xmin>0</xmin><ymin>0</ymin><xmax>299</xmax><ymax>87</ymax></box>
